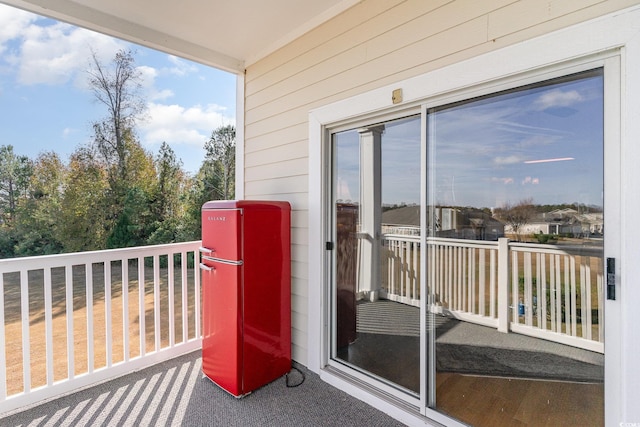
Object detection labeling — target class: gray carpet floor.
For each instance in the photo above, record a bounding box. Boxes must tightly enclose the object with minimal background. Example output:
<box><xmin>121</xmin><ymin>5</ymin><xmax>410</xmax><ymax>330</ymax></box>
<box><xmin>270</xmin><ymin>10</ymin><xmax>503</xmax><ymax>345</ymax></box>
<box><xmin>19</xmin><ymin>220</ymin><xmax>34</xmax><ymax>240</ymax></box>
<box><xmin>0</xmin><ymin>351</ymin><xmax>405</xmax><ymax>427</ymax></box>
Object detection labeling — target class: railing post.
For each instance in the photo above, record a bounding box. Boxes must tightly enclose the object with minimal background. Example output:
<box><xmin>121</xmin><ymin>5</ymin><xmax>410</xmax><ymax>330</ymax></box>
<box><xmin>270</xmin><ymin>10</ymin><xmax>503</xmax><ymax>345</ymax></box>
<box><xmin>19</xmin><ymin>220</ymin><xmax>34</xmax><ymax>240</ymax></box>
<box><xmin>497</xmin><ymin>238</ymin><xmax>510</xmax><ymax>333</ymax></box>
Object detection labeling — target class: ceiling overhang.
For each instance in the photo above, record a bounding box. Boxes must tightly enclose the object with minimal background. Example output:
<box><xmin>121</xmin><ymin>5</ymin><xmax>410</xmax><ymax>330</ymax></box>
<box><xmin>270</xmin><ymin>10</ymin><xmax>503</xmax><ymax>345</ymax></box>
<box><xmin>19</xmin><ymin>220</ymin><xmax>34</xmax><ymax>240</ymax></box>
<box><xmin>1</xmin><ymin>0</ymin><xmax>361</xmax><ymax>73</ymax></box>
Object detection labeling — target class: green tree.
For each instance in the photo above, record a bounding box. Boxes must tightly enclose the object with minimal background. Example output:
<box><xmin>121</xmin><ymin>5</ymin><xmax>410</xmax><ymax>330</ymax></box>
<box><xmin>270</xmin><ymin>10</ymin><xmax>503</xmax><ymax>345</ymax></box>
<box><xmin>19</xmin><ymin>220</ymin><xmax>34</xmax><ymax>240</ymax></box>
<box><xmin>12</xmin><ymin>152</ymin><xmax>65</xmax><ymax>256</ymax></box>
<box><xmin>152</xmin><ymin>142</ymin><xmax>183</xmax><ymax>221</ymax></box>
<box><xmin>204</xmin><ymin>125</ymin><xmax>235</xmax><ymax>200</ymax></box>
<box><xmin>59</xmin><ymin>147</ymin><xmax>109</xmax><ymax>252</ymax></box>
<box><xmin>0</xmin><ymin>145</ymin><xmax>33</xmax><ymax>224</ymax></box>
<box><xmin>146</xmin><ymin>142</ymin><xmax>191</xmax><ymax>244</ymax></box>
<box><xmin>181</xmin><ymin>125</ymin><xmax>237</xmax><ymax>240</ymax></box>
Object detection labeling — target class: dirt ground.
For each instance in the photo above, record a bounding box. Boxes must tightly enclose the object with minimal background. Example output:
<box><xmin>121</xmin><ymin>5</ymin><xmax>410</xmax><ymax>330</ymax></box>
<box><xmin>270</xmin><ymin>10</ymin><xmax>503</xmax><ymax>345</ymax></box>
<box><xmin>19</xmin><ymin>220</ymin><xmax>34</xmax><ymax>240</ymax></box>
<box><xmin>2</xmin><ymin>262</ymin><xmax>198</xmax><ymax>396</ymax></box>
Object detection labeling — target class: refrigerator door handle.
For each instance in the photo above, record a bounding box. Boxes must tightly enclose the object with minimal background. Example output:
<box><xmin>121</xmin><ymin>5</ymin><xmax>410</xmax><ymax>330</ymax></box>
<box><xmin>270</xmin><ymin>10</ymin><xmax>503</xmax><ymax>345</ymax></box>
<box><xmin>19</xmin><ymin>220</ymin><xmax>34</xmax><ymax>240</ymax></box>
<box><xmin>199</xmin><ymin>246</ymin><xmax>214</xmax><ymax>255</ymax></box>
<box><xmin>202</xmin><ymin>255</ymin><xmax>244</xmax><ymax>266</ymax></box>
<box><xmin>199</xmin><ymin>262</ymin><xmax>215</xmax><ymax>271</ymax></box>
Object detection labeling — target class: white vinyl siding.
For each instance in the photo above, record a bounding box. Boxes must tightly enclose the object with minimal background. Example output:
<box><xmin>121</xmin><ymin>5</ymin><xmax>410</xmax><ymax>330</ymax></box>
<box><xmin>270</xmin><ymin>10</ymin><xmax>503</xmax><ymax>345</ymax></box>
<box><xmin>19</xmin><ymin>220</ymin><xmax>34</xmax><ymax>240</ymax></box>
<box><xmin>242</xmin><ymin>0</ymin><xmax>640</xmax><ymax>366</ymax></box>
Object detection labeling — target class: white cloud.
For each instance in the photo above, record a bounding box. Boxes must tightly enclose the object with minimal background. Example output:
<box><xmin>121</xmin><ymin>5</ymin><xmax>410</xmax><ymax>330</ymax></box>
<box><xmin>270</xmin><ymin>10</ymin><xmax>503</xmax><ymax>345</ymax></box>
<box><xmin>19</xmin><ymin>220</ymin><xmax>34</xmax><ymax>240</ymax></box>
<box><xmin>166</xmin><ymin>55</ymin><xmax>198</xmax><ymax>76</ymax></box>
<box><xmin>0</xmin><ymin>4</ymin><xmax>125</xmax><ymax>87</ymax></box>
<box><xmin>534</xmin><ymin>89</ymin><xmax>583</xmax><ymax>110</ymax></box>
<box><xmin>139</xmin><ymin>102</ymin><xmax>235</xmax><ymax>148</ymax></box>
<box><xmin>18</xmin><ymin>24</ymin><xmax>123</xmax><ymax>86</ymax></box>
<box><xmin>0</xmin><ymin>5</ymin><xmax>37</xmax><ymax>53</ymax></box>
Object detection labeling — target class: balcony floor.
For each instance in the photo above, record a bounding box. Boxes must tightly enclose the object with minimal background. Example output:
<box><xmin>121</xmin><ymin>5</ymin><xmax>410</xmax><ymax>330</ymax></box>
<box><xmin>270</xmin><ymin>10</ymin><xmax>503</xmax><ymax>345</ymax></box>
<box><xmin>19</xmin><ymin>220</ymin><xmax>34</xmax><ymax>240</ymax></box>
<box><xmin>0</xmin><ymin>350</ymin><xmax>404</xmax><ymax>427</ymax></box>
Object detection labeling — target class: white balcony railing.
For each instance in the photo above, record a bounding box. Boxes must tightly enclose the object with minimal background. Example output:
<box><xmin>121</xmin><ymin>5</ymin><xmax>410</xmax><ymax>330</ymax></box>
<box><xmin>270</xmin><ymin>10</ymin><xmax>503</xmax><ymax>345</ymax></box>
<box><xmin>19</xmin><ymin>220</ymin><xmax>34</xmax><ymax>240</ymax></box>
<box><xmin>380</xmin><ymin>236</ymin><xmax>604</xmax><ymax>353</ymax></box>
<box><xmin>0</xmin><ymin>241</ymin><xmax>202</xmax><ymax>415</ymax></box>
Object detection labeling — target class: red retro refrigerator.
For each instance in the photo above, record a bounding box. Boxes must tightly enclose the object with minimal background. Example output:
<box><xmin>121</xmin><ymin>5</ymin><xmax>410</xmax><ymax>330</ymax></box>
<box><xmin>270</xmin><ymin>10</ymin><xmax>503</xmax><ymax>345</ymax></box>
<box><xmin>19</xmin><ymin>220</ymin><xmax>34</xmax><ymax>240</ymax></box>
<box><xmin>200</xmin><ymin>200</ymin><xmax>291</xmax><ymax>397</ymax></box>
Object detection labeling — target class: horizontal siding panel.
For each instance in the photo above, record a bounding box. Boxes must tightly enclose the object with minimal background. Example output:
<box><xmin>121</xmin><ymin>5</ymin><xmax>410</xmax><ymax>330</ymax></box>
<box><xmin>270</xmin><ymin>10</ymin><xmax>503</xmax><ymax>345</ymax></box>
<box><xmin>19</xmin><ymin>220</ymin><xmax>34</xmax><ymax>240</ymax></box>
<box><xmin>245</xmin><ymin>141</ymin><xmax>308</xmax><ymax>167</ymax></box>
<box><xmin>244</xmin><ymin>111</ymin><xmax>307</xmax><ymax>142</ymax></box>
<box><xmin>244</xmin><ymin>175</ymin><xmax>309</xmax><ymax>195</ymax></box>
<box><xmin>245</xmin><ymin>157</ymin><xmax>307</xmax><ymax>181</ymax></box>
<box><xmin>292</xmin><ymin>311</ymin><xmax>307</xmax><ymax>335</ymax></box>
<box><xmin>244</xmin><ymin>193</ymin><xmax>309</xmax><ymax>211</ymax></box>
<box><xmin>247</xmin><ymin>0</ymin><xmax>513</xmax><ymax>111</ymax></box>
<box><xmin>488</xmin><ymin>0</ymin><xmax>640</xmax><ymax>47</ymax></box>
<box><xmin>291</xmin><ymin>243</ymin><xmax>308</xmax><ymax>263</ymax></box>
<box><xmin>291</xmin><ymin>272</ymin><xmax>308</xmax><ymax>296</ymax></box>
<box><xmin>291</xmin><ymin>210</ymin><xmax>308</xmax><ymax>229</ymax></box>
<box><xmin>292</xmin><ymin>294</ymin><xmax>307</xmax><ymax>318</ymax></box>
<box><xmin>245</xmin><ymin>17</ymin><xmax>489</xmax><ymax>134</ymax></box>
<box><xmin>246</xmin><ymin>0</ymin><xmax>404</xmax><ymax>84</ymax></box>
<box><xmin>291</xmin><ymin>227</ymin><xmax>309</xmax><ymax>246</ymax></box>
<box><xmin>244</xmin><ymin>123</ymin><xmax>308</xmax><ymax>154</ymax></box>
<box><xmin>488</xmin><ymin>0</ymin><xmax>604</xmax><ymax>40</ymax></box>
<box><xmin>246</xmin><ymin>0</ymin><xmax>450</xmax><ymax>97</ymax></box>
<box><xmin>291</xmin><ymin>343</ymin><xmax>307</xmax><ymax>364</ymax></box>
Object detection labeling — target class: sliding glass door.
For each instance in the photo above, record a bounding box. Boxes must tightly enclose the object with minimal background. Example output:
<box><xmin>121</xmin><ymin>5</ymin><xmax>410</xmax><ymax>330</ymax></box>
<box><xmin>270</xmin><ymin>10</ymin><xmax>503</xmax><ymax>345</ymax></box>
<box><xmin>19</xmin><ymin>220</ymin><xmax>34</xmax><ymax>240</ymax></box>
<box><xmin>328</xmin><ymin>67</ymin><xmax>605</xmax><ymax>426</ymax></box>
<box><xmin>332</xmin><ymin>116</ymin><xmax>421</xmax><ymax>394</ymax></box>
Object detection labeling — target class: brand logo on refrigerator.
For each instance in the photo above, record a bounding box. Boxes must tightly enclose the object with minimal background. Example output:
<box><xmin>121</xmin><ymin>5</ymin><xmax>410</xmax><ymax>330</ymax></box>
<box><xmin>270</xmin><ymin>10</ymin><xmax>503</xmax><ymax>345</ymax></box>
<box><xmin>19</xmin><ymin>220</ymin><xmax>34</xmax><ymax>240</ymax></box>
<box><xmin>207</xmin><ymin>216</ymin><xmax>227</xmax><ymax>222</ymax></box>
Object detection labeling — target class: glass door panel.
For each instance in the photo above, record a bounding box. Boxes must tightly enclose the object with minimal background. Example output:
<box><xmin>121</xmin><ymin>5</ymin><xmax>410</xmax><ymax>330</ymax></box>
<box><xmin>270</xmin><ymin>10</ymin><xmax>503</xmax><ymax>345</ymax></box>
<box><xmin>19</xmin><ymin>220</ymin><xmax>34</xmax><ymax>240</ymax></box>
<box><xmin>332</xmin><ymin>116</ymin><xmax>421</xmax><ymax>394</ymax></box>
<box><xmin>427</xmin><ymin>69</ymin><xmax>605</xmax><ymax>426</ymax></box>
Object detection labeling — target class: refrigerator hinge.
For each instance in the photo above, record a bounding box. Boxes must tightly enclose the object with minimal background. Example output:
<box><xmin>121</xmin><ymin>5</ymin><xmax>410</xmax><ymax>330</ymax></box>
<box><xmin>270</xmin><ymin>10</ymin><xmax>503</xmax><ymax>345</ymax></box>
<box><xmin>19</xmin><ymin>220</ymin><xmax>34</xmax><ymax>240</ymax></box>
<box><xmin>325</xmin><ymin>241</ymin><xmax>334</xmax><ymax>250</ymax></box>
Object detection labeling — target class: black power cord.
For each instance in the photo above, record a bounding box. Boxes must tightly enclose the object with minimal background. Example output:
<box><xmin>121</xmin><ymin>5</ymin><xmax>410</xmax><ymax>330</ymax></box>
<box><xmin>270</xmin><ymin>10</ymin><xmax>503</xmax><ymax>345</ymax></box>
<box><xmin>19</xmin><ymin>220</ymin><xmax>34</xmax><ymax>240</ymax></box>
<box><xmin>285</xmin><ymin>366</ymin><xmax>305</xmax><ymax>388</ymax></box>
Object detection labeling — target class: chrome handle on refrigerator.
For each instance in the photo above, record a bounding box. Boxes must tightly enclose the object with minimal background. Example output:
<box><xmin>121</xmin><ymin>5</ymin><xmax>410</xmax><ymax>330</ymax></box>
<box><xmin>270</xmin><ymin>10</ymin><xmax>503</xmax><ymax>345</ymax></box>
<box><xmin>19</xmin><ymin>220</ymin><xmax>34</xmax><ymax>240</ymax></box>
<box><xmin>202</xmin><ymin>256</ymin><xmax>244</xmax><ymax>266</ymax></box>
<box><xmin>199</xmin><ymin>263</ymin><xmax>215</xmax><ymax>271</ymax></box>
<box><xmin>199</xmin><ymin>247</ymin><xmax>214</xmax><ymax>255</ymax></box>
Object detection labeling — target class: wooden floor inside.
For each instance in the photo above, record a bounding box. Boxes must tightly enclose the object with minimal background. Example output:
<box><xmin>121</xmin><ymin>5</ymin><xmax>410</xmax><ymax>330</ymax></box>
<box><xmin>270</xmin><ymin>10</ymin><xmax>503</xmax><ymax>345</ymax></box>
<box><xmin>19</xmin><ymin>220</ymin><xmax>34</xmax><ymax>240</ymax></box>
<box><xmin>344</xmin><ymin>300</ymin><xmax>605</xmax><ymax>426</ymax></box>
<box><xmin>436</xmin><ymin>373</ymin><xmax>604</xmax><ymax>427</ymax></box>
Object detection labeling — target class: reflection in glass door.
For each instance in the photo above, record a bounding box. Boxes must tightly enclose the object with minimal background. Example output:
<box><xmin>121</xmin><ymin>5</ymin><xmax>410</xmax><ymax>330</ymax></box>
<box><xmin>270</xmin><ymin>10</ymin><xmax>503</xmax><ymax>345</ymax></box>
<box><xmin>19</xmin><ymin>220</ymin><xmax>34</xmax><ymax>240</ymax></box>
<box><xmin>328</xmin><ymin>68</ymin><xmax>605</xmax><ymax>426</ymax></box>
<box><xmin>427</xmin><ymin>69</ymin><xmax>605</xmax><ymax>426</ymax></box>
<box><xmin>332</xmin><ymin>116</ymin><xmax>421</xmax><ymax>394</ymax></box>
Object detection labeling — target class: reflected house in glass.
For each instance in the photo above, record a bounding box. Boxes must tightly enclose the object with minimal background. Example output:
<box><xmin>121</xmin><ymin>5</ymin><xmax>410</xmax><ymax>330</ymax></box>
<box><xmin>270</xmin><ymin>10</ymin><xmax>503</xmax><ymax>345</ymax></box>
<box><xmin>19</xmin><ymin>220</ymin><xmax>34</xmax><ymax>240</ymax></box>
<box><xmin>2</xmin><ymin>2</ymin><xmax>640</xmax><ymax>427</ymax></box>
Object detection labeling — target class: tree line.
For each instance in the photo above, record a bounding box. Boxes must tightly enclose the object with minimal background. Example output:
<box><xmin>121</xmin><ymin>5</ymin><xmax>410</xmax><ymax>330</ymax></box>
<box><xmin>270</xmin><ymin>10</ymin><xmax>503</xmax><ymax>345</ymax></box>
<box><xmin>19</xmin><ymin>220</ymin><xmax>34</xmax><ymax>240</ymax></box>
<box><xmin>0</xmin><ymin>49</ymin><xmax>234</xmax><ymax>258</ymax></box>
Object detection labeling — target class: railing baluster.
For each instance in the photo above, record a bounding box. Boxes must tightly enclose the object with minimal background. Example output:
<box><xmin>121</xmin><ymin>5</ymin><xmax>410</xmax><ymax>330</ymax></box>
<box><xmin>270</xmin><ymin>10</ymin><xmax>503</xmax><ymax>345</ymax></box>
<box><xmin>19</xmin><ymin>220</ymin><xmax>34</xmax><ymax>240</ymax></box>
<box><xmin>20</xmin><ymin>270</ymin><xmax>30</xmax><ymax>393</ymax></box>
<box><xmin>169</xmin><ymin>252</ymin><xmax>175</xmax><ymax>348</ymax></box>
<box><xmin>479</xmin><ymin>249</ymin><xmax>485</xmax><ymax>316</ymax></box>
<box><xmin>550</xmin><ymin>254</ymin><xmax>556</xmax><ymax>332</ymax></box>
<box><xmin>65</xmin><ymin>265</ymin><xmax>74</xmax><ymax>380</ymax></box>
<box><xmin>105</xmin><ymin>261</ymin><xmax>112</xmax><ymax>368</ymax></box>
<box><xmin>182</xmin><ymin>251</ymin><xmax>188</xmax><ymax>344</ymax></box>
<box><xmin>412</xmin><ymin>241</ymin><xmax>418</xmax><ymax>301</ymax></box>
<box><xmin>490</xmin><ymin>249</ymin><xmax>496</xmax><ymax>318</ymax></box>
<box><xmin>567</xmin><ymin>256</ymin><xmax>574</xmax><ymax>336</ymax></box>
<box><xmin>44</xmin><ymin>268</ymin><xmax>53</xmax><ymax>385</ymax></box>
<box><xmin>555</xmin><ymin>254</ymin><xmax>562</xmax><ymax>334</ymax></box>
<box><xmin>122</xmin><ymin>259</ymin><xmax>129</xmax><ymax>362</ymax></box>
<box><xmin>194</xmin><ymin>250</ymin><xmax>201</xmax><ymax>339</ymax></box>
<box><xmin>585</xmin><ymin>256</ymin><xmax>592</xmax><ymax>340</ymax></box>
<box><xmin>524</xmin><ymin>252</ymin><xmax>532</xmax><ymax>326</ymax></box>
<box><xmin>511</xmin><ymin>251</ymin><xmax>519</xmax><ymax>326</ymax></box>
<box><xmin>138</xmin><ymin>256</ymin><xmax>145</xmax><ymax>357</ymax></box>
<box><xmin>470</xmin><ymin>248</ymin><xmax>475</xmax><ymax>314</ymax></box>
<box><xmin>86</xmin><ymin>263</ymin><xmax>94</xmax><ymax>374</ymax></box>
<box><xmin>154</xmin><ymin>255</ymin><xmax>161</xmax><ymax>352</ymax></box>
<box><xmin>540</xmin><ymin>254</ymin><xmax>547</xmax><ymax>331</ymax></box>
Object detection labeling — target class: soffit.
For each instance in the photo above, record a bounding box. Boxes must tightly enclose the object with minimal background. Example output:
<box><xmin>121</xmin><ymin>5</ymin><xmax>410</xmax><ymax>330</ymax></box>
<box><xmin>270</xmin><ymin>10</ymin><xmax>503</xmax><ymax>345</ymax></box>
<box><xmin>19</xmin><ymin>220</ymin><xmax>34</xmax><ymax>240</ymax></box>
<box><xmin>2</xmin><ymin>0</ymin><xmax>361</xmax><ymax>73</ymax></box>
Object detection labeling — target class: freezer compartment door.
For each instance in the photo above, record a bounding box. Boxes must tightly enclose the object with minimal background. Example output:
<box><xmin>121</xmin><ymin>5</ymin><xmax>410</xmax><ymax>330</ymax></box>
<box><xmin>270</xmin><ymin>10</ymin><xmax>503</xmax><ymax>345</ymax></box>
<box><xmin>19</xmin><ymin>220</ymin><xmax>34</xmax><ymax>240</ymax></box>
<box><xmin>201</xmin><ymin>260</ymin><xmax>243</xmax><ymax>396</ymax></box>
<box><xmin>201</xmin><ymin>208</ymin><xmax>242</xmax><ymax>262</ymax></box>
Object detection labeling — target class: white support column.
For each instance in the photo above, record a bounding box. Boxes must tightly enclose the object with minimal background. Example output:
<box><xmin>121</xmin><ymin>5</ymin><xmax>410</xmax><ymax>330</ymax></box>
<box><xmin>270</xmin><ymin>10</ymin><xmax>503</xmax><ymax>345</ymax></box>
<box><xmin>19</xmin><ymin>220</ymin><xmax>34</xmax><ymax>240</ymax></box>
<box><xmin>357</xmin><ymin>125</ymin><xmax>384</xmax><ymax>301</ymax></box>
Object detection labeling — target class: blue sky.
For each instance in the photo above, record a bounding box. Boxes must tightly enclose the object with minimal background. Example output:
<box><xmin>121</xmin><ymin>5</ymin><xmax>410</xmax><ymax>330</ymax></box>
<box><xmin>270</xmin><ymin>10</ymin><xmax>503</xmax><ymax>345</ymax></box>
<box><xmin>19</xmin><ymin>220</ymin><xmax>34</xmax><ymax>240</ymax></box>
<box><xmin>0</xmin><ymin>4</ymin><xmax>236</xmax><ymax>174</ymax></box>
